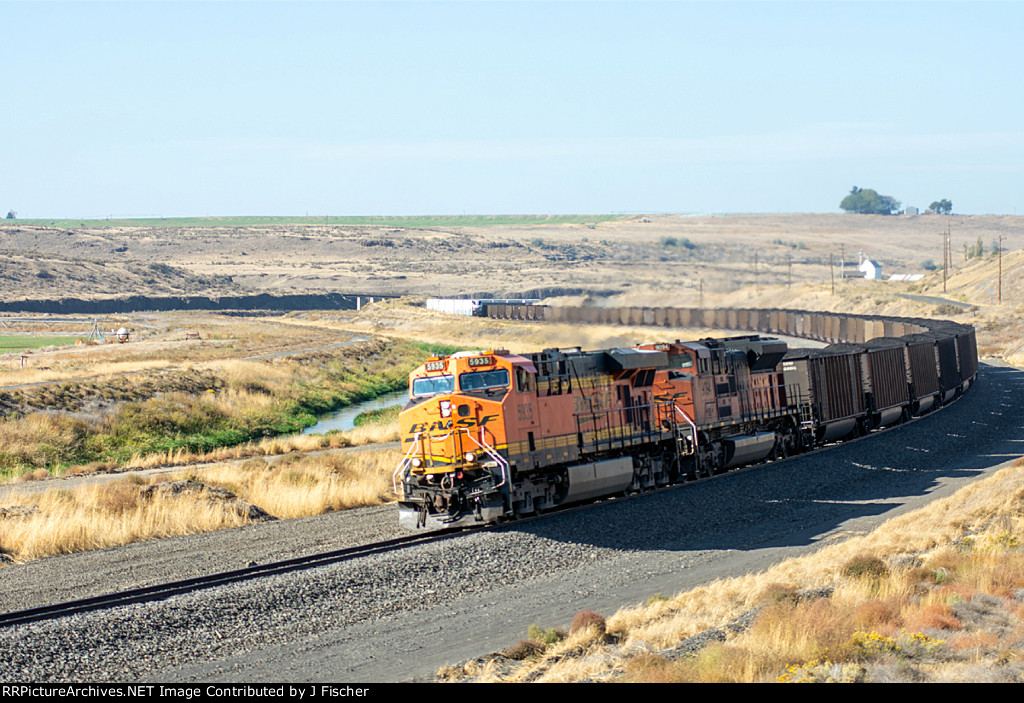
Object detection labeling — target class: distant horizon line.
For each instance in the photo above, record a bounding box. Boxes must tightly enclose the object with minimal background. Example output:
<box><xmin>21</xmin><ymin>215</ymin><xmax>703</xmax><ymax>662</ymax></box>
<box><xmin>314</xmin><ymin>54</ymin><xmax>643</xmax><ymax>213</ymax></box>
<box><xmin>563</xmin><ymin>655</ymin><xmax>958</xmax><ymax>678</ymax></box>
<box><xmin>6</xmin><ymin>210</ymin><xmax>1013</xmax><ymax>224</ymax></box>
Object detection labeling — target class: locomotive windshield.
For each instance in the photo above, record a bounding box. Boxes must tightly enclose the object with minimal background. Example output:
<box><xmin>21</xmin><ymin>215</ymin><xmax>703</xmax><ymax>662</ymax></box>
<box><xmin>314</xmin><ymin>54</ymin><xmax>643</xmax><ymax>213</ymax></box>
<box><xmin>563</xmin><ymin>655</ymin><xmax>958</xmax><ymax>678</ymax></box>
<box><xmin>459</xmin><ymin>369</ymin><xmax>510</xmax><ymax>392</ymax></box>
<box><xmin>674</xmin><ymin>355</ymin><xmax>694</xmax><ymax>369</ymax></box>
<box><xmin>412</xmin><ymin>375</ymin><xmax>455</xmax><ymax>398</ymax></box>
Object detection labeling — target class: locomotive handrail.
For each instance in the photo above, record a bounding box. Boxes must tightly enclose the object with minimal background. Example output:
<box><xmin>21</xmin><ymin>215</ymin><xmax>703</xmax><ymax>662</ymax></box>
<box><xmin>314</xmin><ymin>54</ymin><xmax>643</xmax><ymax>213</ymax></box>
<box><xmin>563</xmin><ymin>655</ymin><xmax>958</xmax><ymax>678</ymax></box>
<box><xmin>674</xmin><ymin>405</ymin><xmax>698</xmax><ymax>458</ymax></box>
<box><xmin>674</xmin><ymin>405</ymin><xmax>698</xmax><ymax>442</ymax></box>
<box><xmin>574</xmin><ymin>400</ymin><xmax>674</xmax><ymax>452</ymax></box>
<box><xmin>393</xmin><ymin>431</ymin><xmax>425</xmax><ymax>496</ymax></box>
<box><xmin>459</xmin><ymin>427</ymin><xmax>510</xmax><ymax>491</ymax></box>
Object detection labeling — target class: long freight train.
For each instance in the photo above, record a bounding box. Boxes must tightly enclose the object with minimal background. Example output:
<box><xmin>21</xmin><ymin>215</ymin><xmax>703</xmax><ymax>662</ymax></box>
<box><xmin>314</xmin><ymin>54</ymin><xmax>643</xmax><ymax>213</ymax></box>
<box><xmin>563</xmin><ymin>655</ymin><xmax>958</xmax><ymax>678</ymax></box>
<box><xmin>394</xmin><ymin>307</ymin><xmax>978</xmax><ymax>530</ymax></box>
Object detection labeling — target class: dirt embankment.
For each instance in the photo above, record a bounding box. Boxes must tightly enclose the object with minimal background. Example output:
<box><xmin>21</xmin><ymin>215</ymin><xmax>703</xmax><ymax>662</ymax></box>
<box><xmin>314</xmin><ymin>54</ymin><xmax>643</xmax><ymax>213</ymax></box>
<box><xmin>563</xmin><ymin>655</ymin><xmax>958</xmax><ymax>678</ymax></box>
<box><xmin>0</xmin><ymin>292</ymin><xmax>383</xmax><ymax>315</ymax></box>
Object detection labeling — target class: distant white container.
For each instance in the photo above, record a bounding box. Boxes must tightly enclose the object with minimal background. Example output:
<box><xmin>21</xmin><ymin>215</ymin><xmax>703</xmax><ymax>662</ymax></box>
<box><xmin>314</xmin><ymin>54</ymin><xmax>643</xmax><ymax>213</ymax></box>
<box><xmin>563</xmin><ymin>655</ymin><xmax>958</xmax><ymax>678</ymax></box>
<box><xmin>427</xmin><ymin>298</ymin><xmax>541</xmax><ymax>316</ymax></box>
<box><xmin>427</xmin><ymin>299</ymin><xmax>481</xmax><ymax>316</ymax></box>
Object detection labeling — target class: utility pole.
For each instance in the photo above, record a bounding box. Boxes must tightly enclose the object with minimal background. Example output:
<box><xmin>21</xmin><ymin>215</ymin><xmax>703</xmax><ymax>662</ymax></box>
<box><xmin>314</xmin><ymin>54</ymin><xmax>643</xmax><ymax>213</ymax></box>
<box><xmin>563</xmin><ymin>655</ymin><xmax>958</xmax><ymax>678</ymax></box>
<box><xmin>840</xmin><ymin>243</ymin><xmax>845</xmax><ymax>280</ymax></box>
<box><xmin>946</xmin><ymin>221</ymin><xmax>952</xmax><ymax>274</ymax></box>
<box><xmin>830</xmin><ymin>253</ymin><xmax>835</xmax><ymax>295</ymax></box>
<box><xmin>699</xmin><ymin>279</ymin><xmax>704</xmax><ymax>309</ymax></box>
<box><xmin>754</xmin><ymin>251</ymin><xmax>758</xmax><ymax>293</ymax></box>
<box><xmin>998</xmin><ymin>235</ymin><xmax>1003</xmax><ymax>303</ymax></box>
<box><xmin>787</xmin><ymin>254</ymin><xmax>792</xmax><ymax>288</ymax></box>
<box><xmin>942</xmin><ymin>230</ymin><xmax>948</xmax><ymax>293</ymax></box>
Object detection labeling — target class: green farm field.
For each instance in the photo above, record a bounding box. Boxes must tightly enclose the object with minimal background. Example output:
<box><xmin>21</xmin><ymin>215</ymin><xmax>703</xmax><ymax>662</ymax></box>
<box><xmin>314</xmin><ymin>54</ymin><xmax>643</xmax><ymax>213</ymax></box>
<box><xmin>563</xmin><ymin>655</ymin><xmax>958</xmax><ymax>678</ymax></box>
<box><xmin>10</xmin><ymin>214</ymin><xmax>624</xmax><ymax>230</ymax></box>
<box><xmin>0</xmin><ymin>335</ymin><xmax>81</xmax><ymax>352</ymax></box>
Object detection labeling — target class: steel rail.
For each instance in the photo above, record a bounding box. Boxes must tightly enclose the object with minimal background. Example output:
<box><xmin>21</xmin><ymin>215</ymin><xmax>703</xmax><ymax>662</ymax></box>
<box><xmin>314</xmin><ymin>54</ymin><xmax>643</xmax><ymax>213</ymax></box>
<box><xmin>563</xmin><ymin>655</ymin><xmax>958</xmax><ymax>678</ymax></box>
<box><xmin>0</xmin><ymin>526</ymin><xmax>471</xmax><ymax>629</ymax></box>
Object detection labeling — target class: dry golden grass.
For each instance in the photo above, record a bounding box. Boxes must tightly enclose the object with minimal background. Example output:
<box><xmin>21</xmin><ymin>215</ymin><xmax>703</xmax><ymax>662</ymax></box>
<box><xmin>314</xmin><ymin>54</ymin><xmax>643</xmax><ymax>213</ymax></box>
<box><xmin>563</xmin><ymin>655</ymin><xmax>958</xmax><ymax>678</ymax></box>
<box><xmin>0</xmin><ymin>446</ymin><xmax>400</xmax><ymax>562</ymax></box>
<box><xmin>203</xmin><ymin>358</ymin><xmax>304</xmax><ymax>396</ymax></box>
<box><xmin>462</xmin><ymin>627</ymin><xmax>612</xmax><ymax>684</ymax></box>
<box><xmin>0</xmin><ymin>359</ymin><xmax>177</xmax><ymax>386</ymax></box>
<box><xmin>196</xmin><ymin>449</ymin><xmax>400</xmax><ymax>519</ymax></box>
<box><xmin>0</xmin><ymin>413</ymin><xmax>90</xmax><ymax>469</ymax></box>
<box><xmin>0</xmin><ymin>481</ymin><xmax>251</xmax><ymax>560</ymax></box>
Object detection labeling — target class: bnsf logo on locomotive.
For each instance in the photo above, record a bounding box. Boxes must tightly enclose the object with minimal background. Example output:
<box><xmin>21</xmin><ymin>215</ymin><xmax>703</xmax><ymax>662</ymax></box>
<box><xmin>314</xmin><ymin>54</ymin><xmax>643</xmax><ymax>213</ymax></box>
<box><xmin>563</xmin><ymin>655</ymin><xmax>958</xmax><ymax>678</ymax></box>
<box><xmin>405</xmin><ymin>414</ymin><xmax>499</xmax><ymax>437</ymax></box>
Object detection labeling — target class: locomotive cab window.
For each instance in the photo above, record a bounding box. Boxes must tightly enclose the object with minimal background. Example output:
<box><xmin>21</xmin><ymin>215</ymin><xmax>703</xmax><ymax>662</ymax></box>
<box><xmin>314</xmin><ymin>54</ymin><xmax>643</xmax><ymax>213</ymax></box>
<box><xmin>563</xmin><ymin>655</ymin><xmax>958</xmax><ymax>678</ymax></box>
<box><xmin>459</xmin><ymin>369</ymin><xmax>510</xmax><ymax>393</ymax></box>
<box><xmin>412</xmin><ymin>375</ymin><xmax>455</xmax><ymax>398</ymax></box>
<box><xmin>515</xmin><ymin>367</ymin><xmax>536</xmax><ymax>393</ymax></box>
<box><xmin>673</xmin><ymin>354</ymin><xmax>694</xmax><ymax>370</ymax></box>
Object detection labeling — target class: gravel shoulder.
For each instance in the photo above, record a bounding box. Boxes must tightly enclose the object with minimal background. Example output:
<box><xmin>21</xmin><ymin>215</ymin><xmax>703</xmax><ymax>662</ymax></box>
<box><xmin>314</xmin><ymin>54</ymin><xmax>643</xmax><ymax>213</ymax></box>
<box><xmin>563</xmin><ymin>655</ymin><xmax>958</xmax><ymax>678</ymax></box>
<box><xmin>1</xmin><ymin>361</ymin><xmax>1019</xmax><ymax>683</ymax></box>
<box><xmin>0</xmin><ymin>505</ymin><xmax>403</xmax><ymax>614</ymax></box>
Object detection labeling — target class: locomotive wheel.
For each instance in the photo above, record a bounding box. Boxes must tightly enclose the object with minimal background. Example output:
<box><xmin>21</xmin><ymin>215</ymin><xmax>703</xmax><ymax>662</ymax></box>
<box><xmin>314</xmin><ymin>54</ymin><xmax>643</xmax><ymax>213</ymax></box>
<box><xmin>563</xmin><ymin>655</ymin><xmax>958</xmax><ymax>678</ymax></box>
<box><xmin>772</xmin><ymin>433</ymin><xmax>789</xmax><ymax>461</ymax></box>
<box><xmin>696</xmin><ymin>444</ymin><xmax>720</xmax><ymax>478</ymax></box>
<box><xmin>686</xmin><ymin>457</ymin><xmax>699</xmax><ymax>481</ymax></box>
<box><xmin>513</xmin><ymin>493</ymin><xmax>536</xmax><ymax>518</ymax></box>
<box><xmin>695</xmin><ymin>452</ymin><xmax>709</xmax><ymax>479</ymax></box>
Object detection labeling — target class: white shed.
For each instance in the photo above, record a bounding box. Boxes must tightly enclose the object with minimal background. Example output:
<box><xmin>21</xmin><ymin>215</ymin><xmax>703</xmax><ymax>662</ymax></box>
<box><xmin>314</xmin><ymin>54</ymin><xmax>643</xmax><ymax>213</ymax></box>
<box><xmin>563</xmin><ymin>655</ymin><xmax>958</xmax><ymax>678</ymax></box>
<box><xmin>859</xmin><ymin>258</ymin><xmax>882</xmax><ymax>280</ymax></box>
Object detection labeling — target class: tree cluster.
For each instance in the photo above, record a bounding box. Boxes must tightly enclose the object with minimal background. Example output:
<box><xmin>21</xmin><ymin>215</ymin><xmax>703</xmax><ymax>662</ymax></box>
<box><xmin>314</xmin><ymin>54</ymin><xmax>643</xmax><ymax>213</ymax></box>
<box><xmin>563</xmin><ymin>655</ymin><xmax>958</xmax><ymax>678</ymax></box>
<box><xmin>964</xmin><ymin>236</ymin><xmax>985</xmax><ymax>260</ymax></box>
<box><xmin>929</xmin><ymin>199</ymin><xmax>953</xmax><ymax>215</ymax></box>
<box><xmin>963</xmin><ymin>236</ymin><xmax>999</xmax><ymax>260</ymax></box>
<box><xmin>839</xmin><ymin>187</ymin><xmax>900</xmax><ymax>215</ymax></box>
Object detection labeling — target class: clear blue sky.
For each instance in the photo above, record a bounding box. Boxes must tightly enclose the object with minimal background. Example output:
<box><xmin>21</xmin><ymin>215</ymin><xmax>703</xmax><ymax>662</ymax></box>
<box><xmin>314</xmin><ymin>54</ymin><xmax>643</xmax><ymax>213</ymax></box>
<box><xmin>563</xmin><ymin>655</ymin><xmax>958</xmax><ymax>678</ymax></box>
<box><xmin>3</xmin><ymin>1</ymin><xmax>1022</xmax><ymax>218</ymax></box>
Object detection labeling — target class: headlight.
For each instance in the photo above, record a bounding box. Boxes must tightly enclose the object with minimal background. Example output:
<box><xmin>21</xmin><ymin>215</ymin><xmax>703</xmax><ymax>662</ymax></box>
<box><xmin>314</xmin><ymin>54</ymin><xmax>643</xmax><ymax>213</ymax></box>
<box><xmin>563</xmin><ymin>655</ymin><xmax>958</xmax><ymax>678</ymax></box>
<box><xmin>464</xmin><ymin>452</ymin><xmax>476</xmax><ymax>463</ymax></box>
<box><xmin>411</xmin><ymin>458</ymin><xmax>422</xmax><ymax>468</ymax></box>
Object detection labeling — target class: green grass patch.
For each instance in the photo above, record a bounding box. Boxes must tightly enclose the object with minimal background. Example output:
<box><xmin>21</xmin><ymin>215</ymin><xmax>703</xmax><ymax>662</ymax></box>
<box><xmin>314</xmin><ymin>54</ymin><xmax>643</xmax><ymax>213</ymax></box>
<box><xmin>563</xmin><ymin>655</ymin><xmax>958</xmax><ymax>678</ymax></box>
<box><xmin>352</xmin><ymin>404</ymin><xmax>401</xmax><ymax>427</ymax></box>
<box><xmin>0</xmin><ymin>335</ymin><xmax>81</xmax><ymax>352</ymax></box>
<box><xmin>6</xmin><ymin>214</ymin><xmax>626</xmax><ymax>230</ymax></box>
<box><xmin>408</xmin><ymin>341</ymin><xmax>469</xmax><ymax>357</ymax></box>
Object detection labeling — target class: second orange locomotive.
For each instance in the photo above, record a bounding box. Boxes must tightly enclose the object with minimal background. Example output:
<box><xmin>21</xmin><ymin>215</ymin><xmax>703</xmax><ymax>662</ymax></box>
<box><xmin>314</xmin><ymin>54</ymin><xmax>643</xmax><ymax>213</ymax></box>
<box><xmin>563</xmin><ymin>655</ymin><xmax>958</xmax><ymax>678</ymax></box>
<box><xmin>394</xmin><ymin>336</ymin><xmax>797</xmax><ymax>529</ymax></box>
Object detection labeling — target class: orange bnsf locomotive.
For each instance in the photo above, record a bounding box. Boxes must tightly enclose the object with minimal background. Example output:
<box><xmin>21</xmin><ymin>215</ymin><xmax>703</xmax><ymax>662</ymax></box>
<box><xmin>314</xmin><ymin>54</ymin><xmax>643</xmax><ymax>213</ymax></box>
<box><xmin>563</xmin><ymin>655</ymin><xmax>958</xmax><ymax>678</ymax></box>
<box><xmin>394</xmin><ymin>336</ymin><xmax>802</xmax><ymax>529</ymax></box>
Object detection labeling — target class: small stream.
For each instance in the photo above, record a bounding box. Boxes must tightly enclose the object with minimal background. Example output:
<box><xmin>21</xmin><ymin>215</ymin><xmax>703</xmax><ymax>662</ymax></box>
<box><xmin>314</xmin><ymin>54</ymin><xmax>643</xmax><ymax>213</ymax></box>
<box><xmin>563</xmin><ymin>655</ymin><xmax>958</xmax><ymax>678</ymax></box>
<box><xmin>302</xmin><ymin>389</ymin><xmax>408</xmax><ymax>435</ymax></box>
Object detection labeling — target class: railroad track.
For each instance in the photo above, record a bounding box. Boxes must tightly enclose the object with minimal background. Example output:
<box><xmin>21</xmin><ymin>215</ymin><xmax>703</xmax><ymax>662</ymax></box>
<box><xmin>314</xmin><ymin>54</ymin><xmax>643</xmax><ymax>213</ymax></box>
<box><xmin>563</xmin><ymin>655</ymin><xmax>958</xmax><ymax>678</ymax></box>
<box><xmin>0</xmin><ymin>527</ymin><xmax>467</xmax><ymax>629</ymax></box>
